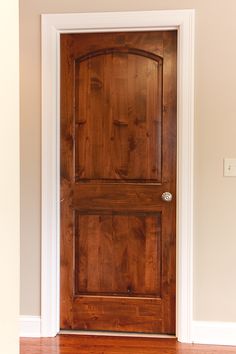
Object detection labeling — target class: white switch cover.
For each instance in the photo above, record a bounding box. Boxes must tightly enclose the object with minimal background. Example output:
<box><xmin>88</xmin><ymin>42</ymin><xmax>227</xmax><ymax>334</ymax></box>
<box><xmin>224</xmin><ymin>158</ymin><xmax>236</xmax><ymax>177</ymax></box>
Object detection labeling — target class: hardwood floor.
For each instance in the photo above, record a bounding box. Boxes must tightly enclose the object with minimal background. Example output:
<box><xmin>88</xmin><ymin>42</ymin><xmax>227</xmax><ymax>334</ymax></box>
<box><xmin>20</xmin><ymin>335</ymin><xmax>236</xmax><ymax>354</ymax></box>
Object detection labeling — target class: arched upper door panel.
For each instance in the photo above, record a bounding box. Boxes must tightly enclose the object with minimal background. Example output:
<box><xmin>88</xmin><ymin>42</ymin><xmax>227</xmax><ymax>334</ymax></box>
<box><xmin>74</xmin><ymin>47</ymin><xmax>163</xmax><ymax>182</ymax></box>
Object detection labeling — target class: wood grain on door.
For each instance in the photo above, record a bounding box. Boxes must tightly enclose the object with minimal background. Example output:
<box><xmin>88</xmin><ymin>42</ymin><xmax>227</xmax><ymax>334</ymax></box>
<box><xmin>60</xmin><ymin>31</ymin><xmax>177</xmax><ymax>334</ymax></box>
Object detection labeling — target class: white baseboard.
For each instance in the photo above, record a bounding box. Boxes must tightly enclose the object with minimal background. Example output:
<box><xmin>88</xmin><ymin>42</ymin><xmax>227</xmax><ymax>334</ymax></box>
<box><xmin>20</xmin><ymin>316</ymin><xmax>236</xmax><ymax>346</ymax></box>
<box><xmin>192</xmin><ymin>321</ymin><xmax>236</xmax><ymax>346</ymax></box>
<box><xmin>20</xmin><ymin>316</ymin><xmax>41</xmax><ymax>337</ymax></box>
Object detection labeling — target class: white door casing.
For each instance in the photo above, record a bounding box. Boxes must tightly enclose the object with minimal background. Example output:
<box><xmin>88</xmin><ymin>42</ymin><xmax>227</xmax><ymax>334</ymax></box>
<box><xmin>41</xmin><ymin>10</ymin><xmax>195</xmax><ymax>341</ymax></box>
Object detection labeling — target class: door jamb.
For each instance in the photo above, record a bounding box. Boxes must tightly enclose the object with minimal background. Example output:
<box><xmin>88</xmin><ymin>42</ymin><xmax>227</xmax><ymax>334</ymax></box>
<box><xmin>41</xmin><ymin>10</ymin><xmax>195</xmax><ymax>342</ymax></box>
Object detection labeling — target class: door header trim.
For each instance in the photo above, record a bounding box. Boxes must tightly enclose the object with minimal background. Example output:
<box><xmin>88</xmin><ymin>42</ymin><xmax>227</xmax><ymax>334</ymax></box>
<box><xmin>41</xmin><ymin>9</ymin><xmax>195</xmax><ymax>342</ymax></box>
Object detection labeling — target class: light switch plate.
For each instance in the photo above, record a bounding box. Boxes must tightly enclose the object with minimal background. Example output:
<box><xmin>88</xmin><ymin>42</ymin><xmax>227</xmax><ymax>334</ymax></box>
<box><xmin>224</xmin><ymin>158</ymin><xmax>236</xmax><ymax>177</ymax></box>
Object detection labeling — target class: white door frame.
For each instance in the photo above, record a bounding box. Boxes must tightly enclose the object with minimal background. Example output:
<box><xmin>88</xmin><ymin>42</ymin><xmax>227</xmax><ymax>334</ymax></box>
<box><xmin>41</xmin><ymin>10</ymin><xmax>195</xmax><ymax>341</ymax></box>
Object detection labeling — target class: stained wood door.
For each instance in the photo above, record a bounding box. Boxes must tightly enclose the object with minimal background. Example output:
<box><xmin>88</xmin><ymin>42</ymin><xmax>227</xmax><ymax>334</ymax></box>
<box><xmin>60</xmin><ymin>31</ymin><xmax>177</xmax><ymax>334</ymax></box>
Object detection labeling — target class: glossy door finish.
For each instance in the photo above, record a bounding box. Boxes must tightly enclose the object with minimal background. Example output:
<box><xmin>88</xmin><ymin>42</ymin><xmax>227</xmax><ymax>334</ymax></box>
<box><xmin>60</xmin><ymin>31</ymin><xmax>177</xmax><ymax>334</ymax></box>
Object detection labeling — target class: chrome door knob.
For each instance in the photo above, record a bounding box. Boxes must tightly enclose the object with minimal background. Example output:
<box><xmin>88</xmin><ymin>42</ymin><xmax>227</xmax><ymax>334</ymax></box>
<box><xmin>161</xmin><ymin>192</ymin><xmax>173</xmax><ymax>202</ymax></box>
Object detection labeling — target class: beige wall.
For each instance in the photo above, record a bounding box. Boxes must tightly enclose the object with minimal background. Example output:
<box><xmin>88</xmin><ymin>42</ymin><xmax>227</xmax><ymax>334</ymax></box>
<box><xmin>0</xmin><ymin>1</ymin><xmax>20</xmax><ymax>353</ymax></box>
<box><xmin>20</xmin><ymin>0</ymin><xmax>236</xmax><ymax>321</ymax></box>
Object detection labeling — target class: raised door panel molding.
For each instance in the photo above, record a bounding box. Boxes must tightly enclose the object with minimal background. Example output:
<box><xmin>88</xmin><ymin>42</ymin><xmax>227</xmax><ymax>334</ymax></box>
<box><xmin>74</xmin><ymin>212</ymin><xmax>162</xmax><ymax>297</ymax></box>
<box><xmin>74</xmin><ymin>47</ymin><xmax>163</xmax><ymax>183</ymax></box>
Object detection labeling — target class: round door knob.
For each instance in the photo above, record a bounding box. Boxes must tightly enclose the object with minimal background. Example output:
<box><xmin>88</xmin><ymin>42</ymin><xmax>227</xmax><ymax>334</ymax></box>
<box><xmin>161</xmin><ymin>192</ymin><xmax>173</xmax><ymax>202</ymax></box>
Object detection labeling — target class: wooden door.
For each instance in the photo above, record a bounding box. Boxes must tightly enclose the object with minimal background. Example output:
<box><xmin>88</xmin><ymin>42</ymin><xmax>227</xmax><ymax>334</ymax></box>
<box><xmin>60</xmin><ymin>31</ymin><xmax>177</xmax><ymax>334</ymax></box>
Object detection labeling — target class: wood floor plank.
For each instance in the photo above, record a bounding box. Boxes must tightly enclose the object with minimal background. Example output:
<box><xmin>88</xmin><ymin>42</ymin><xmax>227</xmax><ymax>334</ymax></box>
<box><xmin>20</xmin><ymin>335</ymin><xmax>236</xmax><ymax>354</ymax></box>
